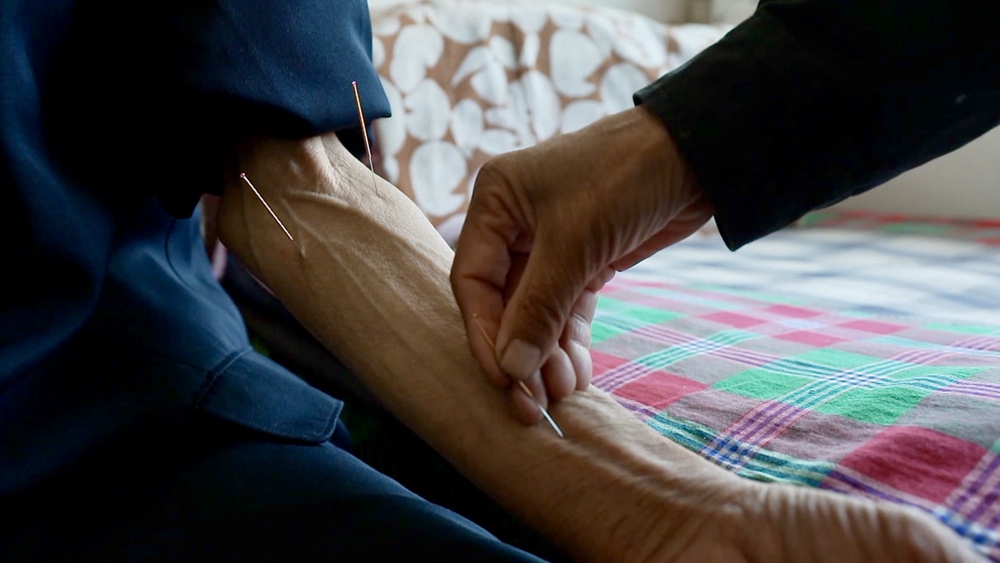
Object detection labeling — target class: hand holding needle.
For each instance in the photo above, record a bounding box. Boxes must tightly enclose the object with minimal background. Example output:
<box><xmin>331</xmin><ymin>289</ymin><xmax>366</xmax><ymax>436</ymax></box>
<box><xmin>473</xmin><ymin>316</ymin><xmax>565</xmax><ymax>439</ymax></box>
<box><xmin>357</xmin><ymin>80</ymin><xmax>564</xmax><ymax>439</ymax></box>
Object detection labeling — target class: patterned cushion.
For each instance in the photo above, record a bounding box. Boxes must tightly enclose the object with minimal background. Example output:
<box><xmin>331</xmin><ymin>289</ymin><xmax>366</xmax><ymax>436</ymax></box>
<box><xmin>371</xmin><ymin>0</ymin><xmax>727</xmax><ymax>243</ymax></box>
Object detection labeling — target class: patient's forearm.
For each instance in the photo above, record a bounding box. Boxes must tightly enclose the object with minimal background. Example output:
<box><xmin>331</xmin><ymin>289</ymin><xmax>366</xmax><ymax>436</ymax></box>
<box><xmin>216</xmin><ymin>134</ymin><xmax>745</xmax><ymax>562</ymax></box>
<box><xmin>217</xmin><ymin>134</ymin><xmax>982</xmax><ymax>563</ymax></box>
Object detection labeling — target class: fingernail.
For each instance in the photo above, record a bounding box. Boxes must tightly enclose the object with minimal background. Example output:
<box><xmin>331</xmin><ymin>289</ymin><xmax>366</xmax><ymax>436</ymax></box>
<box><xmin>499</xmin><ymin>339</ymin><xmax>541</xmax><ymax>381</ymax></box>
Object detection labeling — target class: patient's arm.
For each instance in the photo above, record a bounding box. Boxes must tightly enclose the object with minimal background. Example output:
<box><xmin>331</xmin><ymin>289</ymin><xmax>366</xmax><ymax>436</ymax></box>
<box><xmin>216</xmin><ymin>133</ymin><xmax>983</xmax><ymax>563</ymax></box>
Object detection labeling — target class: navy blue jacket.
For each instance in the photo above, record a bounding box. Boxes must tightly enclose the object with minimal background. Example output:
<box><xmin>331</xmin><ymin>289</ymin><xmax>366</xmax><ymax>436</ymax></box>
<box><xmin>0</xmin><ymin>0</ymin><xmax>389</xmax><ymax>495</ymax></box>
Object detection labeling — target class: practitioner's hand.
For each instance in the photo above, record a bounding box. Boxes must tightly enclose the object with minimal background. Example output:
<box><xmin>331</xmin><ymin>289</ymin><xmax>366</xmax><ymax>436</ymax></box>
<box><xmin>451</xmin><ymin>106</ymin><xmax>715</xmax><ymax>422</ymax></box>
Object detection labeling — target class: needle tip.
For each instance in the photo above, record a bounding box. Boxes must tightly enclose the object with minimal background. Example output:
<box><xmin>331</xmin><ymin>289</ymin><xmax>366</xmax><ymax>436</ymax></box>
<box><xmin>239</xmin><ymin>172</ymin><xmax>247</xmax><ymax>179</ymax></box>
<box><xmin>473</xmin><ymin>317</ymin><xmax>563</xmax><ymax>438</ymax></box>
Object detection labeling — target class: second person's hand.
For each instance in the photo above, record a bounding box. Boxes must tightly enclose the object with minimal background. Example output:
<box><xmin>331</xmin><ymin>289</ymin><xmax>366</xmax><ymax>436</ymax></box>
<box><xmin>450</xmin><ymin>105</ymin><xmax>716</xmax><ymax>423</ymax></box>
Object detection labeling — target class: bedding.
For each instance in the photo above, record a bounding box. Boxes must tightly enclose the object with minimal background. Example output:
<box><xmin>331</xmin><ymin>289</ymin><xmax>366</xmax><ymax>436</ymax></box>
<box><xmin>219</xmin><ymin>198</ymin><xmax>1000</xmax><ymax>560</ymax></box>
<box><xmin>366</xmin><ymin>2</ymin><xmax>1000</xmax><ymax>559</ymax></box>
<box><xmin>591</xmin><ymin>211</ymin><xmax>1000</xmax><ymax>561</ymax></box>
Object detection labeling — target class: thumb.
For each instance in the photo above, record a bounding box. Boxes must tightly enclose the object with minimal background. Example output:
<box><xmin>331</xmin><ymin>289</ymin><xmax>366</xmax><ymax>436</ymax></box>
<box><xmin>494</xmin><ymin>231</ymin><xmax>591</xmax><ymax>381</ymax></box>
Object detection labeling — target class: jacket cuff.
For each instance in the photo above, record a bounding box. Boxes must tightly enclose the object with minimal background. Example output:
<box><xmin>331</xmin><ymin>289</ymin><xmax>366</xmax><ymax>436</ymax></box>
<box><xmin>635</xmin><ymin>13</ymin><xmax>873</xmax><ymax>249</ymax></box>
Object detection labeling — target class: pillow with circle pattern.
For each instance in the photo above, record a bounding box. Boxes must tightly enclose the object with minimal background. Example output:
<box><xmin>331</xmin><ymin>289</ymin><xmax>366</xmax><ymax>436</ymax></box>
<box><xmin>371</xmin><ymin>0</ymin><xmax>727</xmax><ymax>244</ymax></box>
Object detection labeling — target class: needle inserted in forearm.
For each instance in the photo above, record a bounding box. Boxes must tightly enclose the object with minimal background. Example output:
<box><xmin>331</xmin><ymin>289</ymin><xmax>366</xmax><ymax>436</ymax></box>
<box><xmin>473</xmin><ymin>316</ymin><xmax>565</xmax><ymax>439</ymax></box>
<box><xmin>239</xmin><ymin>172</ymin><xmax>302</xmax><ymax>254</ymax></box>
<box><xmin>351</xmin><ymin>80</ymin><xmax>379</xmax><ymax>193</ymax></box>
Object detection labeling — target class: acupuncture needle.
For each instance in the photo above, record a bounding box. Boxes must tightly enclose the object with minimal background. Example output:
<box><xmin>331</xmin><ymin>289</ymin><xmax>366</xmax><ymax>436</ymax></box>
<box><xmin>239</xmin><ymin>80</ymin><xmax>374</xmax><ymax>250</ymax></box>
<box><xmin>473</xmin><ymin>316</ymin><xmax>565</xmax><ymax>439</ymax></box>
<box><xmin>239</xmin><ymin>172</ymin><xmax>302</xmax><ymax>254</ymax></box>
<box><xmin>351</xmin><ymin>80</ymin><xmax>379</xmax><ymax>193</ymax></box>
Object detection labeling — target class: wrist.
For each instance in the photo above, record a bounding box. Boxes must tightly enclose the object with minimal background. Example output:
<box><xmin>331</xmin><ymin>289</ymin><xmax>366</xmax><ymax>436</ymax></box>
<box><xmin>629</xmin><ymin>105</ymin><xmax>710</xmax><ymax>215</ymax></box>
<box><xmin>548</xmin><ymin>391</ymin><xmax>748</xmax><ymax>561</ymax></box>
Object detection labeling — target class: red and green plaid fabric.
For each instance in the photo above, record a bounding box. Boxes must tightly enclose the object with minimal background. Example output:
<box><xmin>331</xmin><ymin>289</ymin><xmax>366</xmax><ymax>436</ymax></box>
<box><xmin>800</xmin><ymin>209</ymin><xmax>1000</xmax><ymax>247</ymax></box>
<box><xmin>594</xmin><ymin>213</ymin><xmax>1000</xmax><ymax>561</ymax></box>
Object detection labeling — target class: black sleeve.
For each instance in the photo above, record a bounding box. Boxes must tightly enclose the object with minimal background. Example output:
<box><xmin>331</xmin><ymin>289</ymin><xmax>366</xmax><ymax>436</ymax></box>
<box><xmin>635</xmin><ymin>0</ymin><xmax>1000</xmax><ymax>249</ymax></box>
<box><xmin>45</xmin><ymin>0</ymin><xmax>390</xmax><ymax>217</ymax></box>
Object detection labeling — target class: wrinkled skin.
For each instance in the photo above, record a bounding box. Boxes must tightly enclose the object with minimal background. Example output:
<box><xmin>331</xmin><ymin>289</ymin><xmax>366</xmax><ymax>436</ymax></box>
<box><xmin>452</xmin><ymin>106</ymin><xmax>714</xmax><ymax>422</ymax></box>
<box><xmin>218</xmin><ymin>132</ymin><xmax>985</xmax><ymax>563</ymax></box>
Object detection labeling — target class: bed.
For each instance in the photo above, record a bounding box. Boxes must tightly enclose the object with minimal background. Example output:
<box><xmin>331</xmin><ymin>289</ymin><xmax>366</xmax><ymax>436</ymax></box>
<box><xmin>214</xmin><ymin>1</ymin><xmax>1000</xmax><ymax>559</ymax></box>
<box><xmin>363</xmin><ymin>2</ymin><xmax>1000</xmax><ymax>559</ymax></box>
<box><xmin>590</xmin><ymin>212</ymin><xmax>1000</xmax><ymax>560</ymax></box>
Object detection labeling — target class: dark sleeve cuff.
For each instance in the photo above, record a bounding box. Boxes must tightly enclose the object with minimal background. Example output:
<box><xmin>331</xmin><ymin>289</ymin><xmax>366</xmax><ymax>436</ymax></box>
<box><xmin>636</xmin><ymin>2</ymin><xmax>1000</xmax><ymax>250</ymax></box>
<box><xmin>635</xmin><ymin>13</ymin><xmax>877</xmax><ymax>250</ymax></box>
<box><xmin>49</xmin><ymin>0</ymin><xmax>391</xmax><ymax>218</ymax></box>
<box><xmin>149</xmin><ymin>0</ymin><xmax>392</xmax><ymax>216</ymax></box>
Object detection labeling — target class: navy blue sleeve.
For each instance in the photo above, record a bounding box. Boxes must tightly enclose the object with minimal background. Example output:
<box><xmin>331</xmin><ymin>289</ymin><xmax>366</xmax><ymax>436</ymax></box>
<box><xmin>635</xmin><ymin>0</ymin><xmax>1000</xmax><ymax>249</ymax></box>
<box><xmin>45</xmin><ymin>0</ymin><xmax>390</xmax><ymax>217</ymax></box>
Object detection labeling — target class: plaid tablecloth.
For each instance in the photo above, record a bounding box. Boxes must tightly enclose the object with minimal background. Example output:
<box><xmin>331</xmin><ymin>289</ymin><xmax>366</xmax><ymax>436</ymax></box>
<box><xmin>594</xmin><ymin>212</ymin><xmax>1000</xmax><ymax>560</ymax></box>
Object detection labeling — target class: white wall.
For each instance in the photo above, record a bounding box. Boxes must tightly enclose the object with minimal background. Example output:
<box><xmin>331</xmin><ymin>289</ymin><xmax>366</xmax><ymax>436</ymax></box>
<box><xmin>368</xmin><ymin>0</ymin><xmax>692</xmax><ymax>22</ymax></box>
<box><xmin>709</xmin><ymin>0</ymin><xmax>755</xmax><ymax>24</ymax></box>
<box><xmin>546</xmin><ymin>0</ymin><xmax>690</xmax><ymax>22</ymax></box>
<box><xmin>834</xmin><ymin>127</ymin><xmax>1000</xmax><ymax>219</ymax></box>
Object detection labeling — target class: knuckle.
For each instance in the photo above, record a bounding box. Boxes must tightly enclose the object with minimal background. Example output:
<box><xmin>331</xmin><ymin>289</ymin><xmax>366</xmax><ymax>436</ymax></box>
<box><xmin>472</xmin><ymin>158</ymin><xmax>510</xmax><ymax>193</ymax></box>
<box><xmin>565</xmin><ymin>313</ymin><xmax>592</xmax><ymax>346</ymax></box>
<box><xmin>515</xmin><ymin>291</ymin><xmax>568</xmax><ymax>342</ymax></box>
<box><xmin>449</xmin><ymin>262</ymin><xmax>463</xmax><ymax>286</ymax></box>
